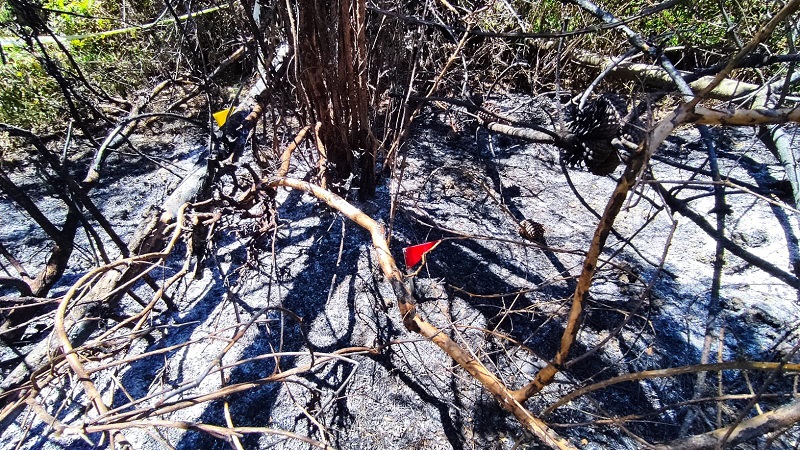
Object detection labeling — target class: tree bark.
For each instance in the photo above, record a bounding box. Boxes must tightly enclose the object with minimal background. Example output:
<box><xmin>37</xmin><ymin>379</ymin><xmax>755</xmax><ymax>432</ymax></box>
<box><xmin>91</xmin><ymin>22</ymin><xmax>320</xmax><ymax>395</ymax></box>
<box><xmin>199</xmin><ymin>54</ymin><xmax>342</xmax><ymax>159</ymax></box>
<box><xmin>287</xmin><ymin>0</ymin><xmax>376</xmax><ymax>197</ymax></box>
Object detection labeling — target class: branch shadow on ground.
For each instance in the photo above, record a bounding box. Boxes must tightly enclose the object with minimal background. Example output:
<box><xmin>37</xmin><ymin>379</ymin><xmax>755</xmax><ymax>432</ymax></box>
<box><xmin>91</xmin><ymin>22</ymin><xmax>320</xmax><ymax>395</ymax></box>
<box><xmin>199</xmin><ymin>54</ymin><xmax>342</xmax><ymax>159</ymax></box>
<box><xmin>58</xmin><ymin>120</ymin><xmax>800</xmax><ymax>449</ymax></box>
<box><xmin>393</xmin><ymin>120</ymin><xmax>793</xmax><ymax>443</ymax></box>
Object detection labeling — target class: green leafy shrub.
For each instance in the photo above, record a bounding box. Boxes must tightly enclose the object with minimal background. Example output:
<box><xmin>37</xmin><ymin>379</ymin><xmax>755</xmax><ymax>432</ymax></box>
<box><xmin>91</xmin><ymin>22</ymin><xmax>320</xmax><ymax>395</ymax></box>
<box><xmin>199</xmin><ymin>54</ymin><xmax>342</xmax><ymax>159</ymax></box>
<box><xmin>0</xmin><ymin>0</ymin><xmax>241</xmax><ymax>132</ymax></box>
<box><xmin>0</xmin><ymin>48</ymin><xmax>61</xmax><ymax>130</ymax></box>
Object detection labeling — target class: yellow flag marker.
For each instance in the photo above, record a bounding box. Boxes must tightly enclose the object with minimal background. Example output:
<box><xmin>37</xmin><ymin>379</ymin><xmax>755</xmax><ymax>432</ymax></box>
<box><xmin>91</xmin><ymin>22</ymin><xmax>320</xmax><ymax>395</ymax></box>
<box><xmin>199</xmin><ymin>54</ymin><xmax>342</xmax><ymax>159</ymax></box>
<box><xmin>212</xmin><ymin>107</ymin><xmax>235</xmax><ymax>127</ymax></box>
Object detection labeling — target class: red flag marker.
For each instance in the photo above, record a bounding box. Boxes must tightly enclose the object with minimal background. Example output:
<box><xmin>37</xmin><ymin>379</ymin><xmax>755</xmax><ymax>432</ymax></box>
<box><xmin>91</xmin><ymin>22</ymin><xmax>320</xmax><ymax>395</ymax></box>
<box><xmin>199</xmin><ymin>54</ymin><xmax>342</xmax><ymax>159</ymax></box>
<box><xmin>403</xmin><ymin>240</ymin><xmax>441</xmax><ymax>268</ymax></box>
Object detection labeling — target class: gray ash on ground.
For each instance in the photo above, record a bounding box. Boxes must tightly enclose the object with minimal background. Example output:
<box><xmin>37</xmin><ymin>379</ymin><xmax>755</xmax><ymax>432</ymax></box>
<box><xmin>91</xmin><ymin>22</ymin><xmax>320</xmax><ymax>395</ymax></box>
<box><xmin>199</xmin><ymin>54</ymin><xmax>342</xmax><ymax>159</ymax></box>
<box><xmin>1</xmin><ymin>95</ymin><xmax>799</xmax><ymax>449</ymax></box>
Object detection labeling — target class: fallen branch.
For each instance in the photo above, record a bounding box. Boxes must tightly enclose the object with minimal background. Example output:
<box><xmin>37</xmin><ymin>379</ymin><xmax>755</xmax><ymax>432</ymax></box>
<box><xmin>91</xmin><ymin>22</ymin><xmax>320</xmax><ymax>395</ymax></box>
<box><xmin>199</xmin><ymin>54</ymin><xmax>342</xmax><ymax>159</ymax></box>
<box><xmin>262</xmin><ymin>176</ymin><xmax>578</xmax><ymax>450</ymax></box>
<box><xmin>52</xmin><ymin>203</ymin><xmax>190</xmax><ymax>420</ymax></box>
<box><xmin>0</xmin><ymin>76</ymin><xmax>274</xmax><ymax>428</ymax></box>
<box><xmin>652</xmin><ymin>399</ymin><xmax>800</xmax><ymax>449</ymax></box>
<box><xmin>484</xmin><ymin>121</ymin><xmax>558</xmax><ymax>142</ymax></box>
<box><xmin>685</xmin><ymin>105</ymin><xmax>800</xmax><ymax>126</ymax></box>
<box><xmin>569</xmin><ymin>48</ymin><xmax>799</xmax><ymax>100</ymax></box>
<box><xmin>544</xmin><ymin>361</ymin><xmax>800</xmax><ymax>415</ymax></box>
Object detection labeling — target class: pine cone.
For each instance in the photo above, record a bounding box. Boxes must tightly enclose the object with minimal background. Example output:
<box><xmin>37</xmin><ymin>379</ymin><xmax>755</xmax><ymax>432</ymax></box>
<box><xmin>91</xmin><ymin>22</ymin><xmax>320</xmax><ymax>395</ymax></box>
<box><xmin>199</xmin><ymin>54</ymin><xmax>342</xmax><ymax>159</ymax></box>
<box><xmin>476</xmin><ymin>101</ymin><xmax>506</xmax><ymax>125</ymax></box>
<box><xmin>519</xmin><ymin>219</ymin><xmax>545</xmax><ymax>242</ymax></box>
<box><xmin>446</xmin><ymin>110</ymin><xmax>467</xmax><ymax>142</ymax></box>
<box><xmin>562</xmin><ymin>96</ymin><xmax>623</xmax><ymax>176</ymax></box>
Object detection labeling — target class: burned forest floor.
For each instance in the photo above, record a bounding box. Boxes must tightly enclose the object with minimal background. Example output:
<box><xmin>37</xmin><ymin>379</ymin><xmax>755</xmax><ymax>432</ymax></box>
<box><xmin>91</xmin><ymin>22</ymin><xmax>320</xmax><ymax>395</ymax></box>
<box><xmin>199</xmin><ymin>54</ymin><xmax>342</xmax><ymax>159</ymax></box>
<box><xmin>2</xmin><ymin>93</ymin><xmax>800</xmax><ymax>449</ymax></box>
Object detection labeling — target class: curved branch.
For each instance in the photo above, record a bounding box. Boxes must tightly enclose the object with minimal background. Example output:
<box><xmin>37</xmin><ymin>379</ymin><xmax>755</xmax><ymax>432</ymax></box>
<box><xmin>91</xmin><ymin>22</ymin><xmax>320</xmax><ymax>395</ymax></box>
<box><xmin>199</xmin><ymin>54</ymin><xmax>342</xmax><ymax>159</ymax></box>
<box><xmin>52</xmin><ymin>203</ymin><xmax>191</xmax><ymax>443</ymax></box>
<box><xmin>262</xmin><ymin>176</ymin><xmax>578</xmax><ymax>450</ymax></box>
<box><xmin>0</xmin><ymin>277</ymin><xmax>33</xmax><ymax>297</ymax></box>
<box><xmin>544</xmin><ymin>361</ymin><xmax>800</xmax><ymax>415</ymax></box>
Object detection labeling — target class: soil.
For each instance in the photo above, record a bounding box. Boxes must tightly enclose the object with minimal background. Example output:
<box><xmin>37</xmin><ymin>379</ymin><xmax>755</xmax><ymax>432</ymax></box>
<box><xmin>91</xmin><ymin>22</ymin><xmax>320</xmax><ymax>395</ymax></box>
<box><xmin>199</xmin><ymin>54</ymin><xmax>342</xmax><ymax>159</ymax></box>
<box><xmin>1</xmin><ymin>94</ymin><xmax>799</xmax><ymax>449</ymax></box>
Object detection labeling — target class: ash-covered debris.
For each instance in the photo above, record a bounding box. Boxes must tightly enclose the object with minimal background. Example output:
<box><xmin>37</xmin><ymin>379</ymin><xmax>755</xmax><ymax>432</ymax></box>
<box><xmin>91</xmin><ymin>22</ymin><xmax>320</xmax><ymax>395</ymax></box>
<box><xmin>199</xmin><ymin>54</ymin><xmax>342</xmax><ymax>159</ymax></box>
<box><xmin>2</xmin><ymin>94</ymin><xmax>800</xmax><ymax>449</ymax></box>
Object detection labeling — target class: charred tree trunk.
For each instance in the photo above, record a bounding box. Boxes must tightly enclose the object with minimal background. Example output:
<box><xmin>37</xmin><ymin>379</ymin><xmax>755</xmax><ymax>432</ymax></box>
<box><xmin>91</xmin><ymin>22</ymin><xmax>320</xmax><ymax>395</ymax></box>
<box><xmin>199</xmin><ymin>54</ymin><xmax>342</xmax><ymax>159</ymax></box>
<box><xmin>285</xmin><ymin>0</ymin><xmax>376</xmax><ymax>197</ymax></box>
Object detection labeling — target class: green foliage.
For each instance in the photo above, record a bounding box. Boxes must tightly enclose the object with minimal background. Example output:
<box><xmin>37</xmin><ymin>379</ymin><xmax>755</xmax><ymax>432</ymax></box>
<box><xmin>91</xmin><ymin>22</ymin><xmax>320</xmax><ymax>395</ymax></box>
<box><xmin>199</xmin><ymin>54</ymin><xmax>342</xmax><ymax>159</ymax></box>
<box><xmin>45</xmin><ymin>0</ymin><xmax>105</xmax><ymax>35</ymax></box>
<box><xmin>0</xmin><ymin>0</ymin><xmax>238</xmax><ymax>131</ymax></box>
<box><xmin>0</xmin><ymin>2</ymin><xmax>11</xmax><ymax>25</ymax></box>
<box><xmin>0</xmin><ymin>0</ymin><xmax>111</xmax><ymax>130</ymax></box>
<box><xmin>512</xmin><ymin>0</ymin><xmax>784</xmax><ymax>50</ymax></box>
<box><xmin>528</xmin><ymin>0</ymin><xmax>571</xmax><ymax>33</ymax></box>
<box><xmin>612</xmin><ymin>0</ymin><xmax>783</xmax><ymax>50</ymax></box>
<box><xmin>0</xmin><ymin>48</ymin><xmax>61</xmax><ymax>130</ymax></box>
